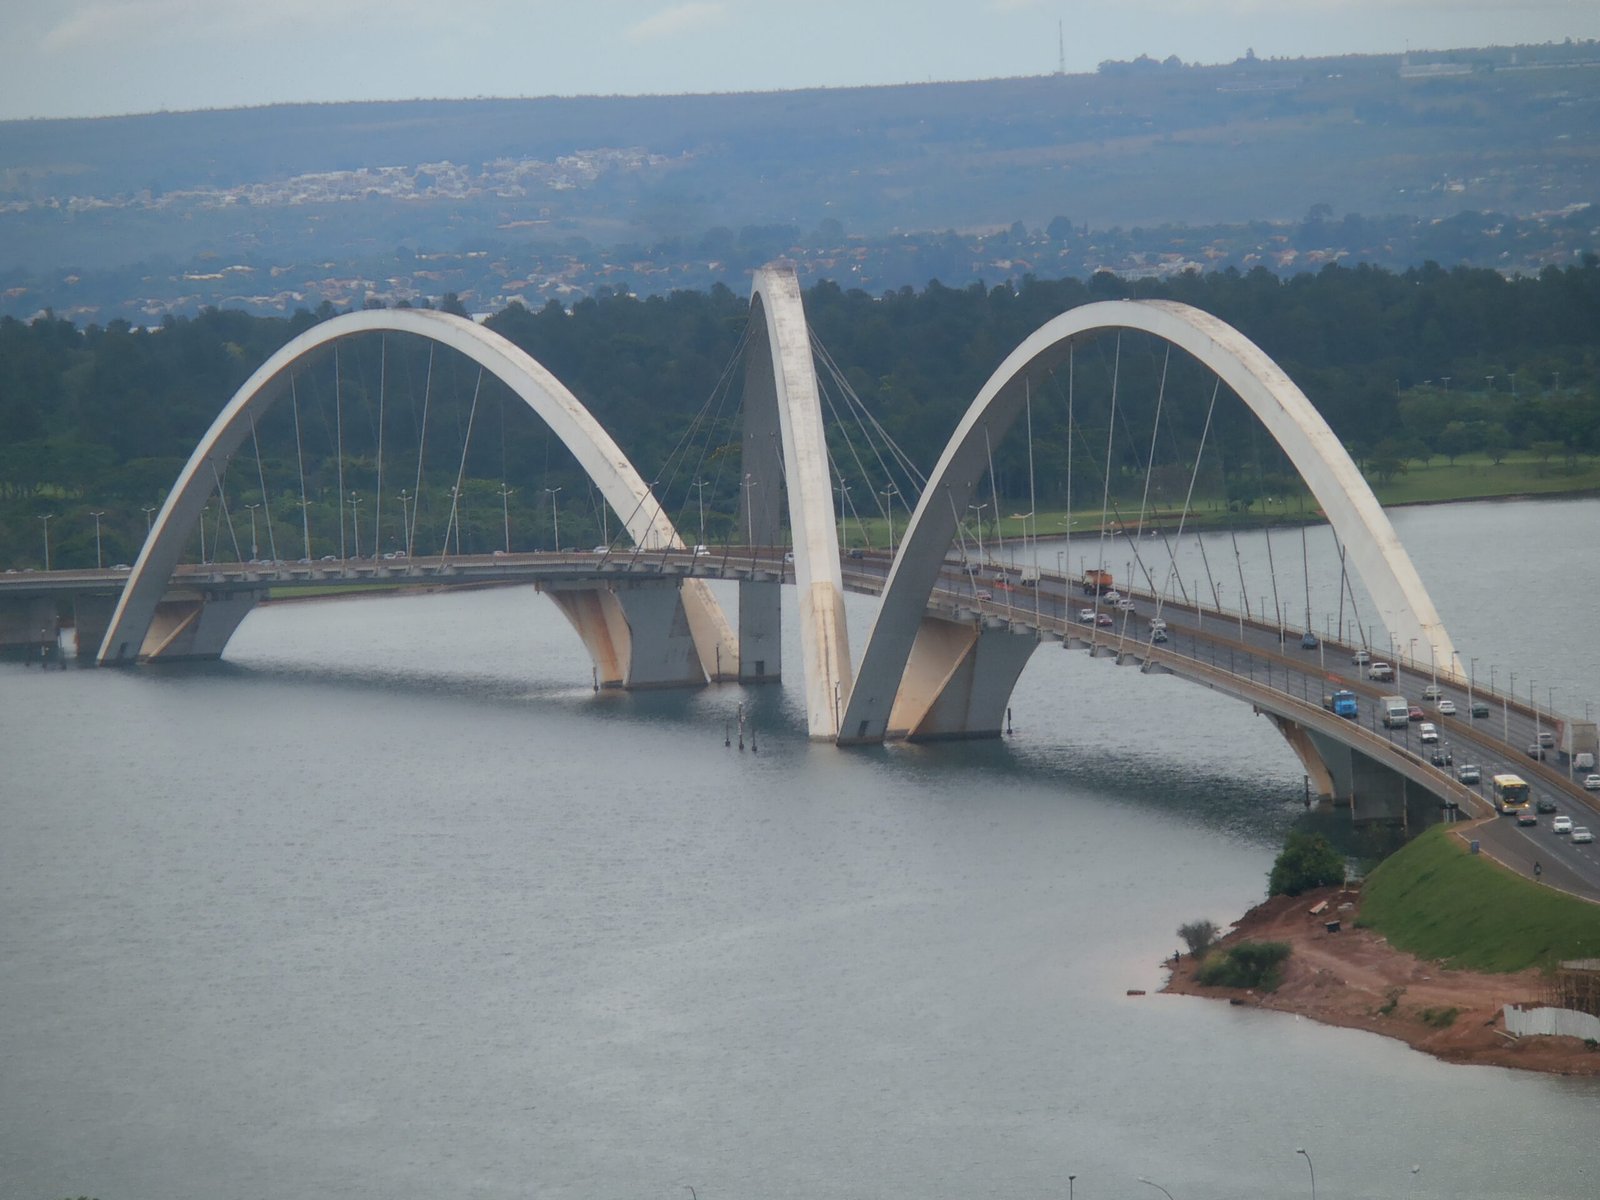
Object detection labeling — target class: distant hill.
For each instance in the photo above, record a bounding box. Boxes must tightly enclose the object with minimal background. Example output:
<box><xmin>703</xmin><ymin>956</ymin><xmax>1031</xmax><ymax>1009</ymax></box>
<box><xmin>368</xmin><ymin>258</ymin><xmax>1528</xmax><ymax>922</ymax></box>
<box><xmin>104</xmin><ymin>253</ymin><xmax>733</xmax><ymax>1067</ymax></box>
<box><xmin>3</xmin><ymin>41</ymin><xmax>1596</xmax><ymax>277</ymax></box>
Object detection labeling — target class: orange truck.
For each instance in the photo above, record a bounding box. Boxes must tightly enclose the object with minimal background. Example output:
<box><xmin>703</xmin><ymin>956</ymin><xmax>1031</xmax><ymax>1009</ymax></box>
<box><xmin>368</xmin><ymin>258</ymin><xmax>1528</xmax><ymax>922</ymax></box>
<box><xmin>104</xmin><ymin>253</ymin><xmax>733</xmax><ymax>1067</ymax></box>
<box><xmin>1081</xmin><ymin>568</ymin><xmax>1114</xmax><ymax>595</ymax></box>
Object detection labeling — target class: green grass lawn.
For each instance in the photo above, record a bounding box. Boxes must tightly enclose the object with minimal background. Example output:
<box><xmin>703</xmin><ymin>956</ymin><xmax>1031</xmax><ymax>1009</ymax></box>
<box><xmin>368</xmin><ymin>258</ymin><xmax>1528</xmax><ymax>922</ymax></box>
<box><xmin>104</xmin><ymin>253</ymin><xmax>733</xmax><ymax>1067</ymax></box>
<box><xmin>1358</xmin><ymin>825</ymin><xmax>1600</xmax><ymax>973</ymax></box>
<box><xmin>835</xmin><ymin>451</ymin><xmax>1599</xmax><ymax>553</ymax></box>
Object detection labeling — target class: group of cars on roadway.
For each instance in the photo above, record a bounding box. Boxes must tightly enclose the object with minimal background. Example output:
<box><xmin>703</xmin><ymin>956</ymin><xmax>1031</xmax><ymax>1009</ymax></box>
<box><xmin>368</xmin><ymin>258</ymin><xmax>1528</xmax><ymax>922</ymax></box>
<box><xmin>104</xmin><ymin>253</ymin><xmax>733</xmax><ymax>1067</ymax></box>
<box><xmin>1341</xmin><ymin>648</ymin><xmax>1597</xmax><ymax>847</ymax></box>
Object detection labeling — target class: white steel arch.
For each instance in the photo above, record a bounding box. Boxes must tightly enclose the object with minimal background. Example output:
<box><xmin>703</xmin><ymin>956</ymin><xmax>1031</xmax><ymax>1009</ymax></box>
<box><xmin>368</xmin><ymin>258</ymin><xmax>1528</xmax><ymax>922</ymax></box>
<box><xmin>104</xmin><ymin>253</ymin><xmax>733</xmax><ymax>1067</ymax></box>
<box><xmin>97</xmin><ymin>308</ymin><xmax>738</xmax><ymax>668</ymax></box>
<box><xmin>839</xmin><ymin>298</ymin><xmax>1457</xmax><ymax>744</ymax></box>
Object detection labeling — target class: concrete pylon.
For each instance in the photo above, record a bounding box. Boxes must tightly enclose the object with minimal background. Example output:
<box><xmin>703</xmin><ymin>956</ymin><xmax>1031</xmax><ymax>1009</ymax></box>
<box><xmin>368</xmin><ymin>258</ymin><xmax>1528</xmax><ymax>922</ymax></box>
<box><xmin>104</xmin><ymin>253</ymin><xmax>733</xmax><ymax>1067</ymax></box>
<box><xmin>747</xmin><ymin>265</ymin><xmax>852</xmax><ymax>739</ymax></box>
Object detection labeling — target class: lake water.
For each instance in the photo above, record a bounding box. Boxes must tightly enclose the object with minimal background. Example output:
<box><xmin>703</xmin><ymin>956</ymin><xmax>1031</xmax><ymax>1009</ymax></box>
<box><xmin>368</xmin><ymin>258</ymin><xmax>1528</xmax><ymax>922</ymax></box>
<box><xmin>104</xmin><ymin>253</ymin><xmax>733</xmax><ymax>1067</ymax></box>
<box><xmin>3</xmin><ymin>497</ymin><xmax>1598</xmax><ymax>1199</ymax></box>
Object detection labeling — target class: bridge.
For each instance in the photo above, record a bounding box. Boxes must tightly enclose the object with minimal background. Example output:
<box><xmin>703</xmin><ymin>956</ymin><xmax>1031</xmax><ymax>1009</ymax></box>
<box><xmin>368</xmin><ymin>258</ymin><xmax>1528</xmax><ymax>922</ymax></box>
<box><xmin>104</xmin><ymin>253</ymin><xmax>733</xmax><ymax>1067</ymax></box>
<box><xmin>6</xmin><ymin>267</ymin><xmax>1599</xmax><ymax>898</ymax></box>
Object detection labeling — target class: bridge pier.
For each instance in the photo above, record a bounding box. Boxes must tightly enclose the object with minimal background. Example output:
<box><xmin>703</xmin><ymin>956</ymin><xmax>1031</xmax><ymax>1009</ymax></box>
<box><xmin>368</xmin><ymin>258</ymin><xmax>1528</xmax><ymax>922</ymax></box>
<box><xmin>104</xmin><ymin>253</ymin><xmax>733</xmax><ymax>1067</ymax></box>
<box><xmin>1296</xmin><ymin>726</ymin><xmax>1441</xmax><ymax>826</ymax></box>
<box><xmin>0</xmin><ymin>595</ymin><xmax>61</xmax><ymax>661</ymax></box>
<box><xmin>542</xmin><ymin>579</ymin><xmax>707</xmax><ymax>689</ymax></box>
<box><xmin>1266</xmin><ymin>714</ymin><xmax>1339</xmax><ymax>801</ymax></box>
<box><xmin>119</xmin><ymin>589</ymin><xmax>265</xmax><ymax>662</ymax></box>
<box><xmin>883</xmin><ymin>614</ymin><xmax>1038</xmax><ymax>741</ymax></box>
<box><xmin>738</xmin><ymin>578</ymin><xmax>782</xmax><ymax>683</ymax></box>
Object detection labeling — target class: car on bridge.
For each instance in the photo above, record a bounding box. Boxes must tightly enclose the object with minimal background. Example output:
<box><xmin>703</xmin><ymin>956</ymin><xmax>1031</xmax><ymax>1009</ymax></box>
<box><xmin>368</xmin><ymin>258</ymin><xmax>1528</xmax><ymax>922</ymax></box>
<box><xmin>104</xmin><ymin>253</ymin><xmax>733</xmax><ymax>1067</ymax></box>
<box><xmin>1573</xmin><ymin>827</ymin><xmax>1595</xmax><ymax>845</ymax></box>
<box><xmin>1368</xmin><ymin>662</ymin><xmax>1394</xmax><ymax>681</ymax></box>
<box><xmin>1408</xmin><ymin>705</ymin><xmax>1425</xmax><ymax>722</ymax></box>
<box><xmin>1300</xmin><ymin>630</ymin><xmax>1318</xmax><ymax>649</ymax></box>
<box><xmin>1419</xmin><ymin>722</ymin><xmax>1439</xmax><ymax>743</ymax></box>
<box><xmin>1436</xmin><ymin>699</ymin><xmax>1456</xmax><ymax>715</ymax></box>
<box><xmin>1095</xmin><ymin>612</ymin><xmax>1114</xmax><ymax>627</ymax></box>
<box><xmin>1151</xmin><ymin>628</ymin><xmax>1168</xmax><ymax>643</ymax></box>
<box><xmin>1585</xmin><ymin>775</ymin><xmax>1600</xmax><ymax>791</ymax></box>
<box><xmin>1471</xmin><ymin>700</ymin><xmax>1491</xmax><ymax>718</ymax></box>
<box><xmin>1538</xmin><ymin>729</ymin><xmax>1555</xmax><ymax>748</ymax></box>
<box><xmin>1422</xmin><ymin>683</ymin><xmax>1443</xmax><ymax>700</ymax></box>
<box><xmin>1430</xmin><ymin>747</ymin><xmax>1453</xmax><ymax>766</ymax></box>
<box><xmin>1527</xmin><ymin>744</ymin><xmax>1548</xmax><ymax>760</ymax></box>
<box><xmin>1078</xmin><ymin>608</ymin><xmax>1096</xmax><ymax>623</ymax></box>
<box><xmin>1456</xmin><ymin>764</ymin><xmax>1481</xmax><ymax>784</ymax></box>
<box><xmin>1351</xmin><ymin>649</ymin><xmax>1370</xmax><ymax>666</ymax></box>
<box><xmin>1517</xmin><ymin>810</ymin><xmax>1539</xmax><ymax>827</ymax></box>
<box><xmin>975</xmin><ymin>589</ymin><xmax>993</xmax><ymax>601</ymax></box>
<box><xmin>1537</xmin><ymin>797</ymin><xmax>1558</xmax><ymax>812</ymax></box>
<box><xmin>1553</xmin><ymin>815</ymin><xmax>1574</xmax><ymax>835</ymax></box>
<box><xmin>1117</xmin><ymin>598</ymin><xmax>1136</xmax><ymax>611</ymax></box>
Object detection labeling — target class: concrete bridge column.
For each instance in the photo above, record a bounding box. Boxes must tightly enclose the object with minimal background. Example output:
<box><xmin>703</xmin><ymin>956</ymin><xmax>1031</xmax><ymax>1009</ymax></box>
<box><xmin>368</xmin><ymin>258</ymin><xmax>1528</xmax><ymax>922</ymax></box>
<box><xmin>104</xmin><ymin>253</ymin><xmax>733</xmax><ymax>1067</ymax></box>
<box><xmin>72</xmin><ymin>594</ymin><xmax>119</xmax><ymax>659</ymax></box>
<box><xmin>0</xmin><ymin>596</ymin><xmax>60</xmax><ymax>659</ymax></box>
<box><xmin>884</xmin><ymin>614</ymin><xmax>1038</xmax><ymax>741</ymax></box>
<box><xmin>543</xmin><ymin>579</ymin><xmax>707</xmax><ymax>689</ymax></box>
<box><xmin>131</xmin><ymin>590</ymin><xmax>265</xmax><ymax>661</ymax></box>
<box><xmin>1265</xmin><ymin>713</ymin><xmax>1339</xmax><ymax>800</ymax></box>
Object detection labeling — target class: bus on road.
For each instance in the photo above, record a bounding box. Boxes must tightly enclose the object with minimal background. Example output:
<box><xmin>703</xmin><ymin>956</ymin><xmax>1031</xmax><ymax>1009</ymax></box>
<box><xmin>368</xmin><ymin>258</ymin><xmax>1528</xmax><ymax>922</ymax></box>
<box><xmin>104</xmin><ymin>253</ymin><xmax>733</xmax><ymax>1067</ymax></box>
<box><xmin>1490</xmin><ymin>774</ymin><xmax>1531</xmax><ymax>814</ymax></box>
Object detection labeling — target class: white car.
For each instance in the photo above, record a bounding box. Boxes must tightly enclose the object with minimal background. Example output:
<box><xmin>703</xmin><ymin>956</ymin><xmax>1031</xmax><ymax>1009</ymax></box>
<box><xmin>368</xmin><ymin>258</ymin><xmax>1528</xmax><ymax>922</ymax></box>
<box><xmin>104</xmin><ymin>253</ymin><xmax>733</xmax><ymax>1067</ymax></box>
<box><xmin>1117</xmin><ymin>598</ymin><xmax>1136</xmax><ymax>611</ymax></box>
<box><xmin>1436</xmin><ymin>699</ymin><xmax>1456</xmax><ymax>715</ymax></box>
<box><xmin>1102</xmin><ymin>589</ymin><xmax>1121</xmax><ymax>603</ymax></box>
<box><xmin>1573</xmin><ymin>827</ymin><xmax>1595</xmax><ymax>845</ymax></box>
<box><xmin>1422</xmin><ymin>683</ymin><xmax>1443</xmax><ymax>700</ymax></box>
<box><xmin>1552</xmin><ymin>815</ymin><xmax>1574</xmax><ymax>835</ymax></box>
<box><xmin>1584</xmin><ymin>775</ymin><xmax>1600</xmax><ymax>791</ymax></box>
<box><xmin>1078</xmin><ymin>608</ymin><xmax>1096</xmax><ymax>623</ymax></box>
<box><xmin>1418</xmin><ymin>722</ymin><xmax>1438</xmax><ymax>743</ymax></box>
<box><xmin>1351</xmin><ymin>649</ymin><xmax>1371</xmax><ymax>666</ymax></box>
<box><xmin>1367</xmin><ymin>662</ymin><xmax>1394</xmax><ymax>681</ymax></box>
<box><xmin>1149</xmin><ymin>617</ymin><xmax>1167</xmax><ymax>632</ymax></box>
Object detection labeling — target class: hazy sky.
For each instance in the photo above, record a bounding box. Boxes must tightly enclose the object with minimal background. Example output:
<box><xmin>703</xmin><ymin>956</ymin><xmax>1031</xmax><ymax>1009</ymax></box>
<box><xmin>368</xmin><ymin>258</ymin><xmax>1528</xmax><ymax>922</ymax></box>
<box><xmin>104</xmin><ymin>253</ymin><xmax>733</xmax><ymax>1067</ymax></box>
<box><xmin>1</xmin><ymin>0</ymin><xmax>1596</xmax><ymax>121</ymax></box>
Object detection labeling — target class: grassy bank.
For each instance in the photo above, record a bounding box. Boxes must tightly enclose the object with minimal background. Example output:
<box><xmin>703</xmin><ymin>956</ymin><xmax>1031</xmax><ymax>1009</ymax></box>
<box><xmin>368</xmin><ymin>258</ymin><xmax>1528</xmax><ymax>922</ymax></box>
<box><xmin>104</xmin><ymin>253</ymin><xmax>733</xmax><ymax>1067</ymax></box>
<box><xmin>837</xmin><ymin>452</ymin><xmax>1599</xmax><ymax>550</ymax></box>
<box><xmin>1358</xmin><ymin>825</ymin><xmax>1600</xmax><ymax>973</ymax></box>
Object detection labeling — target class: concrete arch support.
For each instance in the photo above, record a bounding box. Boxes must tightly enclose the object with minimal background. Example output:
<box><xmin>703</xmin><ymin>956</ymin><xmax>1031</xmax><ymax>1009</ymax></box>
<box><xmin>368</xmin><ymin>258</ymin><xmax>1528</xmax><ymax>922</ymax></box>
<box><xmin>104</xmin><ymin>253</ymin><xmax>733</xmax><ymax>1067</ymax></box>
<box><xmin>841</xmin><ymin>299</ymin><xmax>1456</xmax><ymax>744</ymax></box>
<box><xmin>97</xmin><ymin>308</ymin><xmax>738</xmax><ymax>675</ymax></box>
<box><xmin>747</xmin><ymin>266</ymin><xmax>852</xmax><ymax>739</ymax></box>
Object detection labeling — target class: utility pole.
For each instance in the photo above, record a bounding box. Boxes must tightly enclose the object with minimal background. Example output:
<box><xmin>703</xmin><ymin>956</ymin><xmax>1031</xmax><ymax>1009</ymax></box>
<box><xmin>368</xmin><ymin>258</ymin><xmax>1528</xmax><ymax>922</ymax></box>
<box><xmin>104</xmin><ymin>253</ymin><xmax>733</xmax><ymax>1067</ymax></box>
<box><xmin>90</xmin><ymin>510</ymin><xmax>106</xmax><ymax>569</ymax></box>
<box><xmin>39</xmin><ymin>513</ymin><xmax>54</xmax><ymax>571</ymax></box>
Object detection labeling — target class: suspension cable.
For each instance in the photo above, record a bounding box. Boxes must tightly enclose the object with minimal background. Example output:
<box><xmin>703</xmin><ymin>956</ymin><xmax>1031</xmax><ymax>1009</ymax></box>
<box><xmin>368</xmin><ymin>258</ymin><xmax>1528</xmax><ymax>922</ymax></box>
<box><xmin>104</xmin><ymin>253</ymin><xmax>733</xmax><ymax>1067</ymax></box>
<box><xmin>290</xmin><ymin>374</ymin><xmax>312</xmax><ymax>561</ymax></box>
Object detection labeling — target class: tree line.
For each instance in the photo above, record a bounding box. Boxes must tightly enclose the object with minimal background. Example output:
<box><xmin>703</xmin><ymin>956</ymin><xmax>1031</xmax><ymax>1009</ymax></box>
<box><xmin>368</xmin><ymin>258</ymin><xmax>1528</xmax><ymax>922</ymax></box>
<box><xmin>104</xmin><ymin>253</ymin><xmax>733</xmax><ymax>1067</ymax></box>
<box><xmin>1</xmin><ymin>257</ymin><xmax>1597</xmax><ymax>569</ymax></box>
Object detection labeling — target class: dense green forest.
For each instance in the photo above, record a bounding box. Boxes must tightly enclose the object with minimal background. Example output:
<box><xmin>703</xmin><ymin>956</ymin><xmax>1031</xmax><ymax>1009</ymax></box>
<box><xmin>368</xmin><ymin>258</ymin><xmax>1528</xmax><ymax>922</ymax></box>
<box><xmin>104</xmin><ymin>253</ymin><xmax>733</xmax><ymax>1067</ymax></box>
<box><xmin>2</xmin><ymin>258</ymin><xmax>1598</xmax><ymax>569</ymax></box>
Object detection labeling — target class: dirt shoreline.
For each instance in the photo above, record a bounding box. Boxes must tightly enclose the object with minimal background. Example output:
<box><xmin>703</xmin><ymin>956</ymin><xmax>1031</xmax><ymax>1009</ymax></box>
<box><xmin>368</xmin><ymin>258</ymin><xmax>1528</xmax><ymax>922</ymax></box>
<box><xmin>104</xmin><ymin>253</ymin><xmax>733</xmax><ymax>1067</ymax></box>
<box><xmin>1160</xmin><ymin>886</ymin><xmax>1600</xmax><ymax>1075</ymax></box>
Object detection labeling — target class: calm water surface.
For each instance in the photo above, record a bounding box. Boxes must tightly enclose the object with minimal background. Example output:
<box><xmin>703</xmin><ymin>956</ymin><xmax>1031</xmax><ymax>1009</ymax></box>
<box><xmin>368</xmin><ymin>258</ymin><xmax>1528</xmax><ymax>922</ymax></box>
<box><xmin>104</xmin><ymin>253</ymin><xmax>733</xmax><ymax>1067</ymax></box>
<box><xmin>2</xmin><ymin>497</ymin><xmax>1597</xmax><ymax>1200</ymax></box>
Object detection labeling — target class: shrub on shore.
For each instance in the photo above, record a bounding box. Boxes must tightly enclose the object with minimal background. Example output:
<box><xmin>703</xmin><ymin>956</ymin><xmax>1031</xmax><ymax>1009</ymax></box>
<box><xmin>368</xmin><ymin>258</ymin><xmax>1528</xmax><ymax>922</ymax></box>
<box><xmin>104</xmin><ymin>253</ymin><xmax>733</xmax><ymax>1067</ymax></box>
<box><xmin>1196</xmin><ymin>941</ymin><xmax>1292</xmax><ymax>991</ymax></box>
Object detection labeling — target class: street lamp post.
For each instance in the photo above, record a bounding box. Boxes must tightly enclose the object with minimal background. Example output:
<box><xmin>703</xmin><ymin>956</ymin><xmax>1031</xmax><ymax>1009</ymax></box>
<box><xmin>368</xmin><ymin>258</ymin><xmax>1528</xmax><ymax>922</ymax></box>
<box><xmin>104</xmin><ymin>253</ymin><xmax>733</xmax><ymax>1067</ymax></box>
<box><xmin>838</xmin><ymin>482</ymin><xmax>852</xmax><ymax>550</ymax></box>
<box><xmin>545</xmin><ymin>486</ymin><xmax>562</xmax><ymax>553</ymax></box>
<box><xmin>89</xmin><ymin>510</ymin><xmax>106</xmax><ymax>569</ymax></box>
<box><xmin>1469</xmin><ymin>656</ymin><xmax>1478</xmax><ymax>717</ymax></box>
<box><xmin>1138</xmin><ymin>1177</ymin><xmax>1175</xmax><ymax>1200</ymax></box>
<box><xmin>969</xmin><ymin>502</ymin><xmax>988</xmax><ymax>565</ymax></box>
<box><xmin>245</xmin><ymin>502</ymin><xmax>261</xmax><ymax>561</ymax></box>
<box><xmin>199</xmin><ymin>505</ymin><xmax>209</xmax><ymax>563</ymax></box>
<box><xmin>39</xmin><ymin>513</ymin><xmax>54</xmax><ymax>571</ymax></box>
<box><xmin>741</xmin><ymin>475</ymin><xmax>756</xmax><ymax>547</ymax></box>
<box><xmin>1296</xmin><ymin>1147</ymin><xmax>1316</xmax><ymax>1200</ymax></box>
<box><xmin>348</xmin><ymin>494</ymin><xmax>363</xmax><ymax>559</ymax></box>
<box><xmin>498</xmin><ymin>484</ymin><xmax>513</xmax><ymax>553</ymax></box>
<box><xmin>694</xmin><ymin>478</ymin><xmax>709</xmax><ymax>547</ymax></box>
<box><xmin>879</xmin><ymin>485</ymin><xmax>898</xmax><ymax>552</ymax></box>
<box><xmin>1507</xmin><ymin>670</ymin><xmax>1517</xmax><ymax>744</ymax></box>
<box><xmin>397</xmin><ymin>490</ymin><xmax>412</xmax><ymax>557</ymax></box>
<box><xmin>142</xmin><ymin>504</ymin><xmax>157</xmax><ymax>537</ymax></box>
